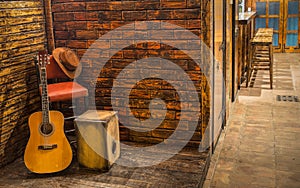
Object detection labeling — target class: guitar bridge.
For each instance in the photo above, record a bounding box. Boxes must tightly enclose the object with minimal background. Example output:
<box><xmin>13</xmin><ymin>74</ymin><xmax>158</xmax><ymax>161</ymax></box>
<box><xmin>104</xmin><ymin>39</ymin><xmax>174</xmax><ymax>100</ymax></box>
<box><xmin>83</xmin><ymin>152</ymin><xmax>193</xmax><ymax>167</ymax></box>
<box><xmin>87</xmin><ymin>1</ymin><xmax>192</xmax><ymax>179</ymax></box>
<box><xmin>38</xmin><ymin>144</ymin><xmax>58</xmax><ymax>150</ymax></box>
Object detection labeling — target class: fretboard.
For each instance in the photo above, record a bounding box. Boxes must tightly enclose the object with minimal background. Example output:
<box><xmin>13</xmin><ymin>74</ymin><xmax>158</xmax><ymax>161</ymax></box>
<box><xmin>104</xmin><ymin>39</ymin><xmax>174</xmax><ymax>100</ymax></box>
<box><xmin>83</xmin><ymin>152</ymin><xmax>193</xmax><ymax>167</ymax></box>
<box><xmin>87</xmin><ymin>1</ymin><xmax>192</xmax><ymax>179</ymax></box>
<box><xmin>40</xmin><ymin>67</ymin><xmax>50</xmax><ymax>125</ymax></box>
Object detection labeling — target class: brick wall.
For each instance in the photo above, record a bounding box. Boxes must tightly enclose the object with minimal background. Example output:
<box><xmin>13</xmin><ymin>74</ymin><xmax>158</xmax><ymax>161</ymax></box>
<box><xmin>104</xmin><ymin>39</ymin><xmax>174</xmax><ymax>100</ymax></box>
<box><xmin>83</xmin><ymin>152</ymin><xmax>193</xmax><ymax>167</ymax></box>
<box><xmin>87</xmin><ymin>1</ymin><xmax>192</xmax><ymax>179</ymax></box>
<box><xmin>52</xmin><ymin>0</ymin><xmax>210</xmax><ymax>147</ymax></box>
<box><xmin>0</xmin><ymin>1</ymin><xmax>46</xmax><ymax>167</ymax></box>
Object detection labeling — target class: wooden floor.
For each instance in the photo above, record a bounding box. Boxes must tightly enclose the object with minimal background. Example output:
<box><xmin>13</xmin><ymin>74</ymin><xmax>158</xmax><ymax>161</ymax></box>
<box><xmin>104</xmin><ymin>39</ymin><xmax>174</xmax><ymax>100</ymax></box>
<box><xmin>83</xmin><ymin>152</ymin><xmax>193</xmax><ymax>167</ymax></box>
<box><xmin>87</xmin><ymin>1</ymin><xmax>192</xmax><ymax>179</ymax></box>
<box><xmin>0</xmin><ymin>141</ymin><xmax>209</xmax><ymax>188</ymax></box>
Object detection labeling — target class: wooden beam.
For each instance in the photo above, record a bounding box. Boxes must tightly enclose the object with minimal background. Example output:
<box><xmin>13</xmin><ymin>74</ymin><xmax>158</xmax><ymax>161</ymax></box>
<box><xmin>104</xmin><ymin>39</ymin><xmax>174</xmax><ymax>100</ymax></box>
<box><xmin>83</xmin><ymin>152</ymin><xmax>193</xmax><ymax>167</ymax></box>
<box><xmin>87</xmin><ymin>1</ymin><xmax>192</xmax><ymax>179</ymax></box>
<box><xmin>43</xmin><ymin>0</ymin><xmax>55</xmax><ymax>53</ymax></box>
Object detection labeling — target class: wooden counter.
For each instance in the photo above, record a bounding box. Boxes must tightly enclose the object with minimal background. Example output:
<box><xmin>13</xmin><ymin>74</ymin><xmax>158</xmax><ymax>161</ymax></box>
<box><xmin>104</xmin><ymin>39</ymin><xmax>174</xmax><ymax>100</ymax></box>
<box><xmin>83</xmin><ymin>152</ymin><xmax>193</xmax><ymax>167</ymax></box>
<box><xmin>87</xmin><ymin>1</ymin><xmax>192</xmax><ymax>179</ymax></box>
<box><xmin>239</xmin><ymin>11</ymin><xmax>257</xmax><ymax>24</ymax></box>
<box><xmin>237</xmin><ymin>11</ymin><xmax>256</xmax><ymax>88</ymax></box>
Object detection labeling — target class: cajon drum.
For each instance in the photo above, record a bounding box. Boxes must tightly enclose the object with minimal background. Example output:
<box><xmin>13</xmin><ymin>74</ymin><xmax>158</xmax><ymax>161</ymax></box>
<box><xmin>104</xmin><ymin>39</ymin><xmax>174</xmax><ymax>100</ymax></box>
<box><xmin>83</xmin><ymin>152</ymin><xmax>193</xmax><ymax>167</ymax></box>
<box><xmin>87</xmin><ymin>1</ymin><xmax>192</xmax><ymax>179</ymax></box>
<box><xmin>75</xmin><ymin>110</ymin><xmax>120</xmax><ymax>171</ymax></box>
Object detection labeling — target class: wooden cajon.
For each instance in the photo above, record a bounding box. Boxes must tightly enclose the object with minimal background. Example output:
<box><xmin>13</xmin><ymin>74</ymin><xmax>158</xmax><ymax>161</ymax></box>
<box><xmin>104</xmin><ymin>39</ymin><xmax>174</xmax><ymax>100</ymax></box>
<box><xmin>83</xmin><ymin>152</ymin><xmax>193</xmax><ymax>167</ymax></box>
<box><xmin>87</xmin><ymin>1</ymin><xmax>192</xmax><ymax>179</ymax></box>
<box><xmin>75</xmin><ymin>110</ymin><xmax>120</xmax><ymax>171</ymax></box>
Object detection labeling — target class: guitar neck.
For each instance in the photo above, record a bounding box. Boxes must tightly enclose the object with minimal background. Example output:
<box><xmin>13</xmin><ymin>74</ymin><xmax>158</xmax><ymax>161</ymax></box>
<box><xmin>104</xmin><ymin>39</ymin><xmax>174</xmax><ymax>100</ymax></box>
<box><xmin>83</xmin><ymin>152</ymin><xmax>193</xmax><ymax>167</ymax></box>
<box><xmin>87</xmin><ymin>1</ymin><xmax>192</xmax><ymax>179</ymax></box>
<box><xmin>40</xmin><ymin>67</ymin><xmax>50</xmax><ymax>125</ymax></box>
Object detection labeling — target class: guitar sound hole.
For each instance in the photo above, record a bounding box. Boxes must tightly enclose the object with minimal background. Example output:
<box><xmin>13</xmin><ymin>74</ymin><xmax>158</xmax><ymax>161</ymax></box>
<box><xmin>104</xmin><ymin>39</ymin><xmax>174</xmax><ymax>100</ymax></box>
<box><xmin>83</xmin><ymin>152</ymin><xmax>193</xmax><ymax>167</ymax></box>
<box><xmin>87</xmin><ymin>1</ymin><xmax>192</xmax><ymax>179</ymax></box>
<box><xmin>40</xmin><ymin>123</ymin><xmax>53</xmax><ymax>135</ymax></box>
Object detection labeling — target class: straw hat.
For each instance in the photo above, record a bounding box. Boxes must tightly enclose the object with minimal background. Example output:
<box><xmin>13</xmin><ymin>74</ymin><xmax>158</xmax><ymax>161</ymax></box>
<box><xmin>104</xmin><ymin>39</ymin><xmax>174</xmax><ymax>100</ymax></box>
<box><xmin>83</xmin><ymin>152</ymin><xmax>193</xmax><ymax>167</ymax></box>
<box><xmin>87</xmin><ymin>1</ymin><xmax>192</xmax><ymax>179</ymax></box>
<box><xmin>52</xmin><ymin>47</ymin><xmax>82</xmax><ymax>79</ymax></box>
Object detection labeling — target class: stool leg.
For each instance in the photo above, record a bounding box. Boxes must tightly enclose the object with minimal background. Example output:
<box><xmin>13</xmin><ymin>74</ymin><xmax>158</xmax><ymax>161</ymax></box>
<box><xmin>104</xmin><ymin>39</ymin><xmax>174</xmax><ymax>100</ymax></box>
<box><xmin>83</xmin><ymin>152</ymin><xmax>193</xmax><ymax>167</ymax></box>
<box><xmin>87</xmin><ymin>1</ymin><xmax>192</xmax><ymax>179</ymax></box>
<box><xmin>84</xmin><ymin>96</ymin><xmax>89</xmax><ymax>111</ymax></box>
<box><xmin>73</xmin><ymin>98</ymin><xmax>79</xmax><ymax>115</ymax></box>
<box><xmin>246</xmin><ymin>46</ymin><xmax>250</xmax><ymax>87</ymax></box>
<box><xmin>269</xmin><ymin>44</ymin><xmax>273</xmax><ymax>89</ymax></box>
<box><xmin>270</xmin><ymin>67</ymin><xmax>273</xmax><ymax>89</ymax></box>
<box><xmin>246</xmin><ymin>43</ymin><xmax>254</xmax><ymax>88</ymax></box>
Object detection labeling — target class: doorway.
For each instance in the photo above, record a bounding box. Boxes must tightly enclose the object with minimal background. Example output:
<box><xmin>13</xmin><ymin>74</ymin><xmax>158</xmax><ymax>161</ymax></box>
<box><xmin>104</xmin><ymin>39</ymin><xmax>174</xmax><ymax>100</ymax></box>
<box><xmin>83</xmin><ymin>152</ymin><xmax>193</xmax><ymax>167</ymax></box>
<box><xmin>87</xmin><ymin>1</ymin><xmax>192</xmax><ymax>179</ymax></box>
<box><xmin>255</xmin><ymin>0</ymin><xmax>300</xmax><ymax>52</ymax></box>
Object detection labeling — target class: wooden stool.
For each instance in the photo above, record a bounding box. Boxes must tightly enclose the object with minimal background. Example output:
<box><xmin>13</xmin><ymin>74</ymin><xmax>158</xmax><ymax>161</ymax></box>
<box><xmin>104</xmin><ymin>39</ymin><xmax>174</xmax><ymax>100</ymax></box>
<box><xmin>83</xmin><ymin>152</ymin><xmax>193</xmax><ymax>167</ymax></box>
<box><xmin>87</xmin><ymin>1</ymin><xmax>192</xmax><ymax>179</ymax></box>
<box><xmin>247</xmin><ymin>28</ymin><xmax>273</xmax><ymax>89</ymax></box>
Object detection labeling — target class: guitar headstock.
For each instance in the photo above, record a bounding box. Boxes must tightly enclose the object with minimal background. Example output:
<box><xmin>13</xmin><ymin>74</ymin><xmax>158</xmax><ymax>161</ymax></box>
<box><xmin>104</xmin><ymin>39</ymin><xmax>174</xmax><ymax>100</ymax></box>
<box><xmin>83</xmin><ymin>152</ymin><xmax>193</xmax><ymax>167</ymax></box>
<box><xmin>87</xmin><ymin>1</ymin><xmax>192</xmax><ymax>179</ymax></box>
<box><xmin>37</xmin><ymin>50</ymin><xmax>50</xmax><ymax>68</ymax></box>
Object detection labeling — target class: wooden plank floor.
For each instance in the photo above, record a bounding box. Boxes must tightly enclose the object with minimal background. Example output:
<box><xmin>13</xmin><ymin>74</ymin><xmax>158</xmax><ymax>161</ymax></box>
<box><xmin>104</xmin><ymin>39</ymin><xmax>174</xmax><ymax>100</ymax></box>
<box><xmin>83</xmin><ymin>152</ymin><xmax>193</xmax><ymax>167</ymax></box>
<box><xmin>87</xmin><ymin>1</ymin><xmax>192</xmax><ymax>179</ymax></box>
<box><xmin>0</xmin><ymin>141</ymin><xmax>209</xmax><ymax>188</ymax></box>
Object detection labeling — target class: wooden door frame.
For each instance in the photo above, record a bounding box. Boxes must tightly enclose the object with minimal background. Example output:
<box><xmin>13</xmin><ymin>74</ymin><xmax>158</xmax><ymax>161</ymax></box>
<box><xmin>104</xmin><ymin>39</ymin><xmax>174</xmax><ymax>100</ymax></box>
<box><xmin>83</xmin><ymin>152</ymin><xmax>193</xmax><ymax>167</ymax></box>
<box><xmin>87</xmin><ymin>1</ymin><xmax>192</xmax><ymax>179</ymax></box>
<box><xmin>211</xmin><ymin>0</ymin><xmax>227</xmax><ymax>154</ymax></box>
<box><xmin>283</xmin><ymin>0</ymin><xmax>300</xmax><ymax>52</ymax></box>
<box><xmin>232</xmin><ymin>0</ymin><xmax>239</xmax><ymax>102</ymax></box>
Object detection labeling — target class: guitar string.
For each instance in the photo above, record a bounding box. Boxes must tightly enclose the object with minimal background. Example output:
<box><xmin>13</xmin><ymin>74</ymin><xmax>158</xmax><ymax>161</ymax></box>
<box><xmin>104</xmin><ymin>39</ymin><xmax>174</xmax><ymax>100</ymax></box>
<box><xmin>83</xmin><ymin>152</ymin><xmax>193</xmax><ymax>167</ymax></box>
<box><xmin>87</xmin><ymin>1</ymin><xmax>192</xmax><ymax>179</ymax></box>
<box><xmin>40</xmin><ymin>53</ymin><xmax>50</xmax><ymax>147</ymax></box>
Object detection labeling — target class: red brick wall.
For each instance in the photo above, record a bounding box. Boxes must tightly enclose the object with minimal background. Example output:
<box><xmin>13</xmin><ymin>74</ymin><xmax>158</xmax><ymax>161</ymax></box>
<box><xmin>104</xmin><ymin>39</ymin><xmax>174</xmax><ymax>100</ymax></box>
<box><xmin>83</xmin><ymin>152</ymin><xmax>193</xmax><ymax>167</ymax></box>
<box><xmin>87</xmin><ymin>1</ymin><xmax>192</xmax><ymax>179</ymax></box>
<box><xmin>52</xmin><ymin>0</ymin><xmax>210</xmax><ymax>147</ymax></box>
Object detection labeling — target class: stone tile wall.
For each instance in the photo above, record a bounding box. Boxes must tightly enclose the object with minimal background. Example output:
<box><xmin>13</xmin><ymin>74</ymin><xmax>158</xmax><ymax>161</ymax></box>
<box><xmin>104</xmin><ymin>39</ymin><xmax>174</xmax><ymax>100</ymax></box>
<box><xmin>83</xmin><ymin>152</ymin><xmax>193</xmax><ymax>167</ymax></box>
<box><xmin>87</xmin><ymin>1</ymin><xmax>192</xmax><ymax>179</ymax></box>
<box><xmin>0</xmin><ymin>1</ymin><xmax>46</xmax><ymax>167</ymax></box>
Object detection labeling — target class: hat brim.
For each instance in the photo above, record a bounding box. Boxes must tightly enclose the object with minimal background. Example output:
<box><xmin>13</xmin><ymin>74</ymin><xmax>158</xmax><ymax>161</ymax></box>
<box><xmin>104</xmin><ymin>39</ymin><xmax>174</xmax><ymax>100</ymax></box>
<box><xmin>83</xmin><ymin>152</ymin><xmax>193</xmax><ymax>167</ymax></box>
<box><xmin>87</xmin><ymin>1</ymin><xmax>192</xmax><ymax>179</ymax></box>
<box><xmin>52</xmin><ymin>47</ymin><xmax>82</xmax><ymax>79</ymax></box>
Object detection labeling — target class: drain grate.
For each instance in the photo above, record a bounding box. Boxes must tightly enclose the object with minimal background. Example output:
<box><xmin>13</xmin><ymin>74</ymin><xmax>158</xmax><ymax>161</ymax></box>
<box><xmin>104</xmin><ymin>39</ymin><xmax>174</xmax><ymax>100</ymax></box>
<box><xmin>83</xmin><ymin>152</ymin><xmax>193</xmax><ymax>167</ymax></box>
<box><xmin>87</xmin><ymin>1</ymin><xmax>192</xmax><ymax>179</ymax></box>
<box><xmin>277</xmin><ymin>95</ymin><xmax>299</xmax><ymax>102</ymax></box>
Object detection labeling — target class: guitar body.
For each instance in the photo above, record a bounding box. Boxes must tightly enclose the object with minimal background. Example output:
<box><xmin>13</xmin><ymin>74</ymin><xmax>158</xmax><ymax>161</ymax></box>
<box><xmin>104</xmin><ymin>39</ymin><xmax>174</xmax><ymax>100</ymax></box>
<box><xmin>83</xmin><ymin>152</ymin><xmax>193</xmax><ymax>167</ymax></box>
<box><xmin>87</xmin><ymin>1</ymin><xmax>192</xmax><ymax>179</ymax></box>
<box><xmin>24</xmin><ymin>110</ymin><xmax>72</xmax><ymax>174</ymax></box>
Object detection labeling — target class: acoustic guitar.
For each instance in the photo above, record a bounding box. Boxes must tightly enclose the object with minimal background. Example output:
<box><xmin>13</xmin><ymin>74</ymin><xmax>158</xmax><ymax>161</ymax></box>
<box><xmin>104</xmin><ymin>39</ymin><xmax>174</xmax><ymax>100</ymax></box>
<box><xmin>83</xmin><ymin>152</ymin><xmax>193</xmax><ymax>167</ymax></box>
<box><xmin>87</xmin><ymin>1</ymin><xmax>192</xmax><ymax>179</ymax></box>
<box><xmin>24</xmin><ymin>50</ymin><xmax>72</xmax><ymax>174</ymax></box>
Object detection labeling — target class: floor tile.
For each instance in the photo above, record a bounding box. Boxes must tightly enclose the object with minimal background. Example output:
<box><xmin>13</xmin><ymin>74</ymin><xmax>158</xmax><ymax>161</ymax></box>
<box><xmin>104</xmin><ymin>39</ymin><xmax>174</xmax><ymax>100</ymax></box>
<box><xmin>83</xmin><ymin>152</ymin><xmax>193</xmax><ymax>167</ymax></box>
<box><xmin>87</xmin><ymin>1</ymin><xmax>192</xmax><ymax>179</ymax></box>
<box><xmin>205</xmin><ymin>53</ymin><xmax>300</xmax><ymax>188</ymax></box>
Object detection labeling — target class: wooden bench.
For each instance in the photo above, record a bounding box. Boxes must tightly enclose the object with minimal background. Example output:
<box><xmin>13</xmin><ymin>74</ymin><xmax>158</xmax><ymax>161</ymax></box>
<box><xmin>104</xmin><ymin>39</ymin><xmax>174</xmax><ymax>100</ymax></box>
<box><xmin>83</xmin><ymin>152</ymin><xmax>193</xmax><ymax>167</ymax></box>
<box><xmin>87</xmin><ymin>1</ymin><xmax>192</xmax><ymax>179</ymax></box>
<box><xmin>246</xmin><ymin>28</ymin><xmax>273</xmax><ymax>89</ymax></box>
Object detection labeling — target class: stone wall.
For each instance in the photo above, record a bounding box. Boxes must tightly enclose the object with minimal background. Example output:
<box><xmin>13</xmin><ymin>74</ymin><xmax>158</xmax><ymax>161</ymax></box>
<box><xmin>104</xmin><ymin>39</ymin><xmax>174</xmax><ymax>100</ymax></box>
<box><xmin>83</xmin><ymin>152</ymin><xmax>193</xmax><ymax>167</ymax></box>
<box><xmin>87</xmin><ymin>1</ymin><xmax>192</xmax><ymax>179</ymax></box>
<box><xmin>0</xmin><ymin>1</ymin><xmax>46</xmax><ymax>167</ymax></box>
<box><xmin>52</xmin><ymin>0</ymin><xmax>211</xmax><ymax>147</ymax></box>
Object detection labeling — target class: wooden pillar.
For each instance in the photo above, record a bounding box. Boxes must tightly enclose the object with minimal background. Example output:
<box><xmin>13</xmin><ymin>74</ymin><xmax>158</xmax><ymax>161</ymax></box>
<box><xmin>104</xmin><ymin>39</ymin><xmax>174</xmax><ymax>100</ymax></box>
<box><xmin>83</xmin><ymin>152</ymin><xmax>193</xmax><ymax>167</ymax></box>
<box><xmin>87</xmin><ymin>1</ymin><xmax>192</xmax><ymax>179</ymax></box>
<box><xmin>43</xmin><ymin>0</ymin><xmax>55</xmax><ymax>53</ymax></box>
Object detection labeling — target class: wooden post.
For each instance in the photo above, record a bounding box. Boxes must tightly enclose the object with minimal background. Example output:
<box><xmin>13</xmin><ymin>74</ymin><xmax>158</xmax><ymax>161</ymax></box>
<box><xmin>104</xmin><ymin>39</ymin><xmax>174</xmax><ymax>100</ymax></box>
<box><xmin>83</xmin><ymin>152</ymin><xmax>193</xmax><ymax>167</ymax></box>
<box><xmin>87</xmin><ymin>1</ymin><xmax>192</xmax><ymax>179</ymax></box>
<box><xmin>43</xmin><ymin>0</ymin><xmax>55</xmax><ymax>53</ymax></box>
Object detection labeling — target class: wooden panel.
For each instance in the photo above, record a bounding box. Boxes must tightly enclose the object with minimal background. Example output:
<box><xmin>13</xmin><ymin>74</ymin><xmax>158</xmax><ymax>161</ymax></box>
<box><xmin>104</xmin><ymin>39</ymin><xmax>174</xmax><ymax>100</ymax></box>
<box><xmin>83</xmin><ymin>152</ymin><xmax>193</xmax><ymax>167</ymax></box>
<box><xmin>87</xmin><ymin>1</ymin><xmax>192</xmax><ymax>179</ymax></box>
<box><xmin>237</xmin><ymin>12</ymin><xmax>256</xmax><ymax>87</ymax></box>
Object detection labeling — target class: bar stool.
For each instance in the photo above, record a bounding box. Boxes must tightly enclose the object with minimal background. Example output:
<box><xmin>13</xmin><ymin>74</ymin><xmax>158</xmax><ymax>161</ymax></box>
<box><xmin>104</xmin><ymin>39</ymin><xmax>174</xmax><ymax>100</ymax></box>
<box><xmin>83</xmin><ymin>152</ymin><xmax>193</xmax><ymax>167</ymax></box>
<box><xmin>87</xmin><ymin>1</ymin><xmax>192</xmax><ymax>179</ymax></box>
<box><xmin>247</xmin><ymin>29</ymin><xmax>273</xmax><ymax>89</ymax></box>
